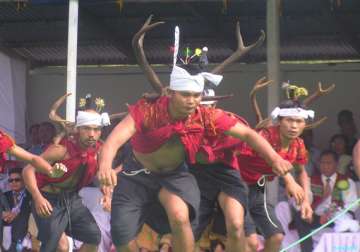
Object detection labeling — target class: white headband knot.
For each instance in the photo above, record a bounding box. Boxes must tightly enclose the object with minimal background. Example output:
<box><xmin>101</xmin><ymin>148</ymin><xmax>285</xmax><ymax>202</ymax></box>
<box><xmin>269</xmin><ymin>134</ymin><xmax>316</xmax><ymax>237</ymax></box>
<box><xmin>270</xmin><ymin>107</ymin><xmax>315</xmax><ymax>120</ymax></box>
<box><xmin>170</xmin><ymin>66</ymin><xmax>223</xmax><ymax>93</ymax></box>
<box><xmin>76</xmin><ymin>111</ymin><xmax>111</xmax><ymax>128</ymax></box>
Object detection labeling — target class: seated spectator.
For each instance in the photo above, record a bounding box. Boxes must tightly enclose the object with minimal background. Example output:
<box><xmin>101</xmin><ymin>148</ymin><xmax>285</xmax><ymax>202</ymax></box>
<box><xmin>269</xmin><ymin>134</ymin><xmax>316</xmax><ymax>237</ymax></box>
<box><xmin>329</xmin><ymin>134</ymin><xmax>353</xmax><ymax>176</ymax></box>
<box><xmin>286</xmin><ymin>150</ymin><xmax>358</xmax><ymax>252</ymax></box>
<box><xmin>27</xmin><ymin>124</ymin><xmax>41</xmax><ymax>155</ymax></box>
<box><xmin>38</xmin><ymin>121</ymin><xmax>56</xmax><ymax>150</ymax></box>
<box><xmin>1</xmin><ymin>168</ymin><xmax>32</xmax><ymax>252</ymax></box>
<box><xmin>337</xmin><ymin>110</ymin><xmax>358</xmax><ymax>155</ymax></box>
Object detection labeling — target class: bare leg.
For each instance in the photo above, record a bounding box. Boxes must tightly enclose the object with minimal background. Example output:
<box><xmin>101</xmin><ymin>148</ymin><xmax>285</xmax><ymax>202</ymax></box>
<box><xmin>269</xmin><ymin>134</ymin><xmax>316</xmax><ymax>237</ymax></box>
<box><xmin>78</xmin><ymin>243</ymin><xmax>98</xmax><ymax>252</ymax></box>
<box><xmin>218</xmin><ymin>192</ymin><xmax>245</xmax><ymax>252</ymax></box>
<box><xmin>116</xmin><ymin>240</ymin><xmax>139</xmax><ymax>252</ymax></box>
<box><xmin>214</xmin><ymin>243</ymin><xmax>225</xmax><ymax>252</ymax></box>
<box><xmin>245</xmin><ymin>234</ymin><xmax>259</xmax><ymax>252</ymax></box>
<box><xmin>263</xmin><ymin>233</ymin><xmax>283</xmax><ymax>252</ymax></box>
<box><xmin>56</xmin><ymin>233</ymin><xmax>69</xmax><ymax>252</ymax></box>
<box><xmin>159</xmin><ymin>188</ymin><xmax>194</xmax><ymax>252</ymax></box>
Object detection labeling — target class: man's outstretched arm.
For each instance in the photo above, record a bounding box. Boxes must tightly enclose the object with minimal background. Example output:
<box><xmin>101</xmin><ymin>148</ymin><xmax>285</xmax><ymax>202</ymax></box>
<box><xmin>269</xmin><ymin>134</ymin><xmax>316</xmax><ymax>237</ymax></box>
<box><xmin>226</xmin><ymin>122</ymin><xmax>293</xmax><ymax>176</ymax></box>
<box><xmin>98</xmin><ymin>114</ymin><xmax>136</xmax><ymax>187</ymax></box>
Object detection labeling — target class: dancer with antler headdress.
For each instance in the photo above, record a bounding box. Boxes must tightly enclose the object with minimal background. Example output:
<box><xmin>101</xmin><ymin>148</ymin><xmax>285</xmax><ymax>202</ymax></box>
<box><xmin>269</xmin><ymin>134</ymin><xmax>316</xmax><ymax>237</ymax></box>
<box><xmin>208</xmin><ymin>79</ymin><xmax>335</xmax><ymax>252</ymax></box>
<box><xmin>22</xmin><ymin>94</ymin><xmax>114</xmax><ymax>252</ymax></box>
<box><xmin>98</xmin><ymin>16</ymin><xmax>294</xmax><ymax>252</ymax></box>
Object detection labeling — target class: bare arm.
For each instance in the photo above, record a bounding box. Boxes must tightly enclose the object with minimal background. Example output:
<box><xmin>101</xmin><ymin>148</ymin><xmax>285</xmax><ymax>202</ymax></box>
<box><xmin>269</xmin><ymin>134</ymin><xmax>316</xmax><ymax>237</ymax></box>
<box><xmin>8</xmin><ymin>145</ymin><xmax>53</xmax><ymax>176</ymax></box>
<box><xmin>353</xmin><ymin>140</ymin><xmax>360</xmax><ymax>179</ymax></box>
<box><xmin>294</xmin><ymin>164</ymin><xmax>313</xmax><ymax>221</ymax></box>
<box><xmin>226</xmin><ymin>122</ymin><xmax>292</xmax><ymax>175</ymax></box>
<box><xmin>23</xmin><ymin>165</ymin><xmax>43</xmax><ymax>203</ymax></box>
<box><xmin>295</xmin><ymin>165</ymin><xmax>310</xmax><ymax>202</ymax></box>
<box><xmin>22</xmin><ymin>145</ymin><xmax>67</xmax><ymax>216</ymax></box>
<box><xmin>282</xmin><ymin>173</ymin><xmax>304</xmax><ymax>204</ymax></box>
<box><xmin>98</xmin><ymin>114</ymin><xmax>137</xmax><ymax>186</ymax></box>
<box><xmin>22</xmin><ymin>145</ymin><xmax>66</xmax><ymax>197</ymax></box>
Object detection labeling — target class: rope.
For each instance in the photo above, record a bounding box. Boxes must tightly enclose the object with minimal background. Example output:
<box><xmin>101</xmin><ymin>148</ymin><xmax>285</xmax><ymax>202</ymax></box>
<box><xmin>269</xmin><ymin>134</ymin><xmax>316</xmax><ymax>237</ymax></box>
<box><xmin>257</xmin><ymin>175</ymin><xmax>279</xmax><ymax>228</ymax></box>
<box><xmin>280</xmin><ymin>197</ymin><xmax>360</xmax><ymax>252</ymax></box>
<box><xmin>122</xmin><ymin>168</ymin><xmax>150</xmax><ymax>176</ymax></box>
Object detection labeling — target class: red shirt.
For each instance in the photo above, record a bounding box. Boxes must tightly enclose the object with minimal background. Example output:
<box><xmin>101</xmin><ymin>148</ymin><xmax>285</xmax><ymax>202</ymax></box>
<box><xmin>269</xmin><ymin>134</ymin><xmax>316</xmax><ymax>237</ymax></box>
<box><xmin>0</xmin><ymin>130</ymin><xmax>15</xmax><ymax>173</ymax></box>
<box><xmin>129</xmin><ymin>96</ymin><xmax>238</xmax><ymax>164</ymax></box>
<box><xmin>238</xmin><ymin>126</ymin><xmax>308</xmax><ymax>185</ymax></box>
<box><xmin>196</xmin><ymin>112</ymin><xmax>249</xmax><ymax>170</ymax></box>
<box><xmin>36</xmin><ymin>137</ymin><xmax>102</xmax><ymax>190</ymax></box>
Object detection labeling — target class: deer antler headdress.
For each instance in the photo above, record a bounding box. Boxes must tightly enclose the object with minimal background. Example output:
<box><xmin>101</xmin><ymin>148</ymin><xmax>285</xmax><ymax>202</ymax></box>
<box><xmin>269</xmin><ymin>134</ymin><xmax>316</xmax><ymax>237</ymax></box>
<box><xmin>270</xmin><ymin>82</ymin><xmax>314</xmax><ymax>121</ymax></box>
<box><xmin>250</xmin><ymin>77</ymin><xmax>335</xmax><ymax>130</ymax></box>
<box><xmin>132</xmin><ymin>15</ymin><xmax>265</xmax><ymax>100</ymax></box>
<box><xmin>49</xmin><ymin>93</ymin><xmax>126</xmax><ymax>144</ymax></box>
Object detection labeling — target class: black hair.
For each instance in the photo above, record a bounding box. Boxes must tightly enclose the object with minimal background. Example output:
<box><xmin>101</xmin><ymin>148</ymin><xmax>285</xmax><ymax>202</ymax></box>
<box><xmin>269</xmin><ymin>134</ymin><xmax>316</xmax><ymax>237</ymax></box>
<box><xmin>330</xmin><ymin>133</ymin><xmax>349</xmax><ymax>146</ymax></box>
<box><xmin>28</xmin><ymin>123</ymin><xmax>40</xmax><ymax>134</ymax></box>
<box><xmin>278</xmin><ymin>99</ymin><xmax>306</xmax><ymax>110</ymax></box>
<box><xmin>8</xmin><ymin>167</ymin><xmax>23</xmax><ymax>176</ymax></box>
<box><xmin>337</xmin><ymin>109</ymin><xmax>354</xmax><ymax>124</ymax></box>
<box><xmin>320</xmin><ymin>149</ymin><xmax>339</xmax><ymax>162</ymax></box>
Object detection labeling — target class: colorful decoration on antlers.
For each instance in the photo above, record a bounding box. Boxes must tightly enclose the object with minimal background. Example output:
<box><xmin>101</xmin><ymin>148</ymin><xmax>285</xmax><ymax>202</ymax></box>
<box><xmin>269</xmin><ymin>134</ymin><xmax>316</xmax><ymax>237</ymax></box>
<box><xmin>78</xmin><ymin>94</ymin><xmax>106</xmax><ymax>112</ymax></box>
<box><xmin>282</xmin><ymin>81</ymin><xmax>309</xmax><ymax>101</ymax></box>
<box><xmin>95</xmin><ymin>98</ymin><xmax>106</xmax><ymax>112</ymax></box>
<box><xmin>173</xmin><ymin>46</ymin><xmax>208</xmax><ymax>65</ymax></box>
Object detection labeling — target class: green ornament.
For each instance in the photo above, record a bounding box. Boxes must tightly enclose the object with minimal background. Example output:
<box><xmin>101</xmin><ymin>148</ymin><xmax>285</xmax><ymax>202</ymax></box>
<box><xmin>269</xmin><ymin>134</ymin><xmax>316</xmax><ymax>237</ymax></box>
<box><xmin>184</xmin><ymin>47</ymin><xmax>192</xmax><ymax>57</ymax></box>
<box><xmin>336</xmin><ymin>180</ymin><xmax>349</xmax><ymax>191</ymax></box>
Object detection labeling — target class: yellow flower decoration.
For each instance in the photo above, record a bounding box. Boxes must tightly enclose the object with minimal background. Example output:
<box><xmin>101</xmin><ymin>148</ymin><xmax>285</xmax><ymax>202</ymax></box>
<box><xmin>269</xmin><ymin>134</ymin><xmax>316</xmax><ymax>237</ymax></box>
<box><xmin>283</xmin><ymin>82</ymin><xmax>308</xmax><ymax>100</ymax></box>
<box><xmin>78</xmin><ymin>98</ymin><xmax>86</xmax><ymax>108</ymax></box>
<box><xmin>195</xmin><ymin>48</ymin><xmax>202</xmax><ymax>56</ymax></box>
<box><xmin>95</xmin><ymin>97</ymin><xmax>105</xmax><ymax>112</ymax></box>
<box><xmin>336</xmin><ymin>179</ymin><xmax>349</xmax><ymax>191</ymax></box>
<box><xmin>294</xmin><ymin>87</ymin><xmax>308</xmax><ymax>98</ymax></box>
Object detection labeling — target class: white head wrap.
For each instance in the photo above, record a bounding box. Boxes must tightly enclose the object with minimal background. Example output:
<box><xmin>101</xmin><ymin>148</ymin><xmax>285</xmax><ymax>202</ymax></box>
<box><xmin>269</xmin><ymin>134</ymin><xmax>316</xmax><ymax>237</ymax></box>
<box><xmin>170</xmin><ymin>26</ymin><xmax>223</xmax><ymax>93</ymax></box>
<box><xmin>170</xmin><ymin>66</ymin><xmax>223</xmax><ymax>93</ymax></box>
<box><xmin>76</xmin><ymin>111</ymin><xmax>111</xmax><ymax>128</ymax></box>
<box><xmin>200</xmin><ymin>89</ymin><xmax>217</xmax><ymax>105</ymax></box>
<box><xmin>270</xmin><ymin>107</ymin><xmax>315</xmax><ymax>120</ymax></box>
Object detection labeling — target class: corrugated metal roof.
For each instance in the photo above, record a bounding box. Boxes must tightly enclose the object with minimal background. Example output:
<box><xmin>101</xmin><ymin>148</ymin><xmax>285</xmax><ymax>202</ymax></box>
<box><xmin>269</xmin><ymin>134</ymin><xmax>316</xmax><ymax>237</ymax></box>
<box><xmin>0</xmin><ymin>0</ymin><xmax>359</xmax><ymax>66</ymax></box>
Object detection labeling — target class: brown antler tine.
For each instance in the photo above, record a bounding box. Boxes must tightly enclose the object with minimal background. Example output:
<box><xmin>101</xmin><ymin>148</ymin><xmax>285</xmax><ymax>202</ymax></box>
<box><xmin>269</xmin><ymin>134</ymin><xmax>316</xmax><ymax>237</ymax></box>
<box><xmin>109</xmin><ymin>112</ymin><xmax>128</xmax><ymax>120</ymax></box>
<box><xmin>49</xmin><ymin>93</ymin><xmax>76</xmax><ymax>145</ymax></box>
<box><xmin>49</xmin><ymin>93</ymin><xmax>73</xmax><ymax>126</ymax></box>
<box><xmin>305</xmin><ymin>116</ymin><xmax>327</xmax><ymax>130</ymax></box>
<box><xmin>255</xmin><ymin>118</ymin><xmax>272</xmax><ymax>129</ymax></box>
<box><xmin>53</xmin><ymin>131</ymin><xmax>66</xmax><ymax>145</ymax></box>
<box><xmin>303</xmin><ymin>82</ymin><xmax>336</xmax><ymax>106</ymax></box>
<box><xmin>132</xmin><ymin>15</ymin><xmax>165</xmax><ymax>94</ymax></box>
<box><xmin>201</xmin><ymin>94</ymin><xmax>234</xmax><ymax>101</ymax></box>
<box><xmin>318</xmin><ymin>82</ymin><xmax>336</xmax><ymax>93</ymax></box>
<box><xmin>250</xmin><ymin>77</ymin><xmax>273</xmax><ymax>123</ymax></box>
<box><xmin>211</xmin><ymin>21</ymin><xmax>266</xmax><ymax>75</ymax></box>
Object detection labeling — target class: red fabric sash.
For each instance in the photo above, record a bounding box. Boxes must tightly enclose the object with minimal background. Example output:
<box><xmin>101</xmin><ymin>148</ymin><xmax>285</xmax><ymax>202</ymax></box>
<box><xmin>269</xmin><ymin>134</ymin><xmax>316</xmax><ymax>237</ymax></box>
<box><xmin>129</xmin><ymin>96</ymin><xmax>238</xmax><ymax>164</ymax></box>
<box><xmin>36</xmin><ymin>137</ymin><xmax>102</xmax><ymax>190</ymax></box>
<box><xmin>0</xmin><ymin>130</ymin><xmax>15</xmax><ymax>173</ymax></box>
<box><xmin>238</xmin><ymin>126</ymin><xmax>308</xmax><ymax>184</ymax></box>
<box><xmin>197</xmin><ymin>113</ymin><xmax>249</xmax><ymax>169</ymax></box>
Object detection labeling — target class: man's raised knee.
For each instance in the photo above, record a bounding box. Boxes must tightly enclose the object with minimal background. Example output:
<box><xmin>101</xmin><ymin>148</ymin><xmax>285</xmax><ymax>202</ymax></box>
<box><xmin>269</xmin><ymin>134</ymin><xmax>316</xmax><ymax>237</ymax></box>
<box><xmin>267</xmin><ymin>233</ymin><xmax>284</xmax><ymax>245</ymax></box>
<box><xmin>169</xmin><ymin>210</ymin><xmax>190</xmax><ymax>229</ymax></box>
<box><xmin>227</xmin><ymin>220</ymin><xmax>244</xmax><ymax>240</ymax></box>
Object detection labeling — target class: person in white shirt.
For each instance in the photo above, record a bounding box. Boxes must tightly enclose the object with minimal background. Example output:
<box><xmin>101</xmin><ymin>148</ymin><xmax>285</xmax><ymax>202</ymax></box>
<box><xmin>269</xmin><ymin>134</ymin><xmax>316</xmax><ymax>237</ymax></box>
<box><xmin>287</xmin><ymin>150</ymin><xmax>358</xmax><ymax>252</ymax></box>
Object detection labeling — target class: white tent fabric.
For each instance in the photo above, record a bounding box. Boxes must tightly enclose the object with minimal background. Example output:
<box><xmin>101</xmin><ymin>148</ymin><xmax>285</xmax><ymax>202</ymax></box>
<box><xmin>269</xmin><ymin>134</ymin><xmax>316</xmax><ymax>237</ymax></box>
<box><xmin>0</xmin><ymin>52</ymin><xmax>26</xmax><ymax>143</ymax></box>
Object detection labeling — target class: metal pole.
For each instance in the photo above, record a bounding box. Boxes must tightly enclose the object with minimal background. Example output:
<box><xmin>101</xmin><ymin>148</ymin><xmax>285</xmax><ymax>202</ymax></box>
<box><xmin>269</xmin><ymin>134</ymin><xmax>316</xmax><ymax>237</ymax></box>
<box><xmin>266</xmin><ymin>0</ymin><xmax>281</xmax><ymax>205</ymax></box>
<box><xmin>66</xmin><ymin>0</ymin><xmax>79</xmax><ymax>122</ymax></box>
<box><xmin>267</xmin><ymin>0</ymin><xmax>280</xmax><ymax>114</ymax></box>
